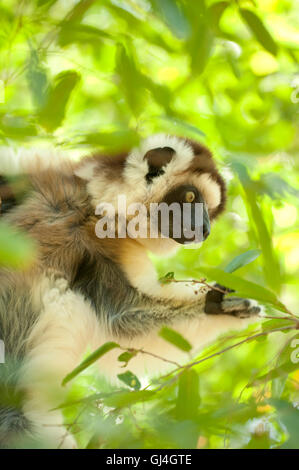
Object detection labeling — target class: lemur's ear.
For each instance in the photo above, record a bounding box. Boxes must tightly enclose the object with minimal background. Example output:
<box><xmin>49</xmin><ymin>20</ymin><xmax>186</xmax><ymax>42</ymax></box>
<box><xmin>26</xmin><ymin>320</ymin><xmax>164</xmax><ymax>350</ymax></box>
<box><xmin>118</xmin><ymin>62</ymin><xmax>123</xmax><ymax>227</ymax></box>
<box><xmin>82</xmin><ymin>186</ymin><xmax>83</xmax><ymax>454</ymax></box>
<box><xmin>144</xmin><ymin>147</ymin><xmax>175</xmax><ymax>183</ymax></box>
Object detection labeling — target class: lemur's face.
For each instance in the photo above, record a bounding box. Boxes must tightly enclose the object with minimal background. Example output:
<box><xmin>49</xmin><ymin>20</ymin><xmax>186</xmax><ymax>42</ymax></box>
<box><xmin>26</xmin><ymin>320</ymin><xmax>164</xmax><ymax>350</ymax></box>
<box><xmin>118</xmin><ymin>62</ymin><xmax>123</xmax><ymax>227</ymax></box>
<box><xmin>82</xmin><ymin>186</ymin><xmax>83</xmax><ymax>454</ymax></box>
<box><xmin>160</xmin><ymin>183</ymin><xmax>210</xmax><ymax>244</ymax></box>
<box><xmin>76</xmin><ymin>134</ymin><xmax>226</xmax><ymax>248</ymax></box>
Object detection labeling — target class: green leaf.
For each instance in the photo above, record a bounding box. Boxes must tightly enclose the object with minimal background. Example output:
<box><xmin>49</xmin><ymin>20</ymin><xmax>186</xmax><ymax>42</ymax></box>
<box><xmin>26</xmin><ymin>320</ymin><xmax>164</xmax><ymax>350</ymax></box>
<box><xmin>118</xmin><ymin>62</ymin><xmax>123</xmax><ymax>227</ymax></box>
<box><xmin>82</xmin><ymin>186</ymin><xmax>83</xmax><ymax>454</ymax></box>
<box><xmin>224</xmin><ymin>249</ymin><xmax>261</xmax><ymax>273</ymax></box>
<box><xmin>26</xmin><ymin>48</ymin><xmax>49</xmax><ymax>109</ymax></box>
<box><xmin>270</xmin><ymin>400</ymin><xmax>299</xmax><ymax>449</ymax></box>
<box><xmin>258</xmin><ymin>173</ymin><xmax>299</xmax><ymax>199</ymax></box>
<box><xmin>233</xmin><ymin>162</ymin><xmax>281</xmax><ymax>293</ymax></box>
<box><xmin>117</xmin><ymin>371</ymin><xmax>141</xmax><ymax>391</ymax></box>
<box><xmin>160</xmin><ymin>115</ymin><xmax>206</xmax><ymax>137</ymax></box>
<box><xmin>251</xmin><ymin>361</ymin><xmax>299</xmax><ymax>386</ymax></box>
<box><xmin>107</xmin><ymin>4</ymin><xmax>177</xmax><ymax>53</ymax></box>
<box><xmin>78</xmin><ymin>130</ymin><xmax>139</xmax><ymax>153</ymax></box>
<box><xmin>189</xmin><ymin>24</ymin><xmax>214</xmax><ymax>75</ymax></box>
<box><xmin>187</xmin><ymin>0</ymin><xmax>214</xmax><ymax>75</ymax></box>
<box><xmin>159</xmin><ymin>271</ymin><xmax>175</xmax><ymax>284</ymax></box>
<box><xmin>149</xmin><ymin>0</ymin><xmax>190</xmax><ymax>39</ymax></box>
<box><xmin>194</xmin><ymin>266</ymin><xmax>288</xmax><ymax>313</ymax></box>
<box><xmin>262</xmin><ymin>319</ymin><xmax>295</xmax><ymax>333</ymax></box>
<box><xmin>39</xmin><ymin>70</ymin><xmax>80</xmax><ymax>131</ymax></box>
<box><xmin>64</xmin><ymin>0</ymin><xmax>95</xmax><ymax>23</ymax></box>
<box><xmin>62</xmin><ymin>342</ymin><xmax>119</xmax><ymax>386</ymax></box>
<box><xmin>115</xmin><ymin>44</ymin><xmax>145</xmax><ymax>116</ymax></box>
<box><xmin>58</xmin><ymin>23</ymin><xmax>111</xmax><ymax>47</ymax></box>
<box><xmin>118</xmin><ymin>350</ymin><xmax>137</xmax><ymax>367</ymax></box>
<box><xmin>104</xmin><ymin>390</ymin><xmax>156</xmax><ymax>408</ymax></box>
<box><xmin>0</xmin><ymin>114</ymin><xmax>37</xmax><ymax>139</ymax></box>
<box><xmin>141</xmin><ymin>77</ymin><xmax>172</xmax><ymax>114</ymax></box>
<box><xmin>0</xmin><ymin>222</ymin><xmax>36</xmax><ymax>269</ymax></box>
<box><xmin>207</xmin><ymin>1</ymin><xmax>229</xmax><ymax>32</ymax></box>
<box><xmin>159</xmin><ymin>326</ymin><xmax>192</xmax><ymax>352</ymax></box>
<box><xmin>239</xmin><ymin>9</ymin><xmax>278</xmax><ymax>56</ymax></box>
<box><xmin>37</xmin><ymin>0</ymin><xmax>57</xmax><ymax>7</ymax></box>
<box><xmin>176</xmin><ymin>369</ymin><xmax>200</xmax><ymax>420</ymax></box>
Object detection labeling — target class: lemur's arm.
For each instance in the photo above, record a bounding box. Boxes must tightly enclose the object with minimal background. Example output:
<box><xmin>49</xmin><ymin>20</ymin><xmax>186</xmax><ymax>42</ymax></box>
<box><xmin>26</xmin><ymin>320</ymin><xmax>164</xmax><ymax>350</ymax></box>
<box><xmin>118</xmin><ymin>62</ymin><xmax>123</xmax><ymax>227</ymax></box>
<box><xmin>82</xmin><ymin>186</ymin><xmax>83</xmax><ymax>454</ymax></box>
<box><xmin>72</xmin><ymin>250</ymin><xmax>260</xmax><ymax>339</ymax></box>
<box><xmin>109</xmin><ymin>291</ymin><xmax>260</xmax><ymax>338</ymax></box>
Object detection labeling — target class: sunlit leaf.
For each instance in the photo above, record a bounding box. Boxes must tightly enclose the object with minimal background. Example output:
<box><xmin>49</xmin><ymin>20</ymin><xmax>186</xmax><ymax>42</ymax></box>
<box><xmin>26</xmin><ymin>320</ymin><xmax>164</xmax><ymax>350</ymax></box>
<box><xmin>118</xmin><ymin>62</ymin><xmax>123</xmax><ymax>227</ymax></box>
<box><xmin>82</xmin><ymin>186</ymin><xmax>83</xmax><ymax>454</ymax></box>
<box><xmin>78</xmin><ymin>130</ymin><xmax>139</xmax><ymax>153</ymax></box>
<box><xmin>104</xmin><ymin>390</ymin><xmax>156</xmax><ymax>408</ymax></box>
<box><xmin>149</xmin><ymin>0</ymin><xmax>190</xmax><ymax>39</ymax></box>
<box><xmin>160</xmin><ymin>115</ymin><xmax>205</xmax><ymax>137</ymax></box>
<box><xmin>262</xmin><ymin>319</ymin><xmax>295</xmax><ymax>333</ymax></box>
<box><xmin>159</xmin><ymin>271</ymin><xmax>175</xmax><ymax>284</ymax></box>
<box><xmin>64</xmin><ymin>0</ymin><xmax>95</xmax><ymax>23</ymax></box>
<box><xmin>107</xmin><ymin>3</ymin><xmax>177</xmax><ymax>53</ymax></box>
<box><xmin>58</xmin><ymin>23</ymin><xmax>111</xmax><ymax>47</ymax></box>
<box><xmin>159</xmin><ymin>326</ymin><xmax>192</xmax><ymax>352</ymax></box>
<box><xmin>62</xmin><ymin>342</ymin><xmax>119</xmax><ymax>386</ymax></box>
<box><xmin>176</xmin><ymin>369</ymin><xmax>200</xmax><ymax>420</ymax></box>
<box><xmin>36</xmin><ymin>0</ymin><xmax>57</xmax><ymax>8</ymax></box>
<box><xmin>115</xmin><ymin>44</ymin><xmax>145</xmax><ymax>116</ymax></box>
<box><xmin>117</xmin><ymin>350</ymin><xmax>138</xmax><ymax>368</ymax></box>
<box><xmin>0</xmin><ymin>114</ymin><xmax>37</xmax><ymax>139</ymax></box>
<box><xmin>257</xmin><ymin>173</ymin><xmax>299</xmax><ymax>199</ymax></box>
<box><xmin>39</xmin><ymin>70</ymin><xmax>80</xmax><ymax>131</ymax></box>
<box><xmin>251</xmin><ymin>360</ymin><xmax>299</xmax><ymax>386</ymax></box>
<box><xmin>187</xmin><ymin>0</ymin><xmax>214</xmax><ymax>75</ymax></box>
<box><xmin>26</xmin><ymin>49</ymin><xmax>49</xmax><ymax>109</ymax></box>
<box><xmin>0</xmin><ymin>221</ymin><xmax>36</xmax><ymax>268</ymax></box>
<box><xmin>117</xmin><ymin>371</ymin><xmax>141</xmax><ymax>390</ymax></box>
<box><xmin>270</xmin><ymin>400</ymin><xmax>299</xmax><ymax>449</ymax></box>
<box><xmin>239</xmin><ymin>8</ymin><xmax>278</xmax><ymax>56</ymax></box>
<box><xmin>207</xmin><ymin>1</ymin><xmax>230</xmax><ymax>32</ymax></box>
<box><xmin>233</xmin><ymin>162</ymin><xmax>281</xmax><ymax>293</ymax></box>
<box><xmin>224</xmin><ymin>249</ymin><xmax>261</xmax><ymax>273</ymax></box>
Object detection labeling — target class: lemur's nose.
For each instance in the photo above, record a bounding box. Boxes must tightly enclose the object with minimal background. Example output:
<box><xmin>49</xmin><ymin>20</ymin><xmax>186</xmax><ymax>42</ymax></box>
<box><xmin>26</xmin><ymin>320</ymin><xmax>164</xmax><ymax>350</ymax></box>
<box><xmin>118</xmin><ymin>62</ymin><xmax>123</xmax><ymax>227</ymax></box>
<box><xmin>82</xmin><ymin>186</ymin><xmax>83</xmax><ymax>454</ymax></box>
<box><xmin>203</xmin><ymin>222</ymin><xmax>210</xmax><ymax>240</ymax></box>
<box><xmin>202</xmin><ymin>207</ymin><xmax>211</xmax><ymax>240</ymax></box>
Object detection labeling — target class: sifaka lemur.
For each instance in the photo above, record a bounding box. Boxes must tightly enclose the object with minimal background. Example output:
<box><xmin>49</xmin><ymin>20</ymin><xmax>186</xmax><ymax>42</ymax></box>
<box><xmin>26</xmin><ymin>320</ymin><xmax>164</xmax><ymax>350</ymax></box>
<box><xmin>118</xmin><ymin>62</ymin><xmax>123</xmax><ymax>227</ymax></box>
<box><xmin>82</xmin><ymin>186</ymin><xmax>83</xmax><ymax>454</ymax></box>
<box><xmin>0</xmin><ymin>134</ymin><xmax>260</xmax><ymax>447</ymax></box>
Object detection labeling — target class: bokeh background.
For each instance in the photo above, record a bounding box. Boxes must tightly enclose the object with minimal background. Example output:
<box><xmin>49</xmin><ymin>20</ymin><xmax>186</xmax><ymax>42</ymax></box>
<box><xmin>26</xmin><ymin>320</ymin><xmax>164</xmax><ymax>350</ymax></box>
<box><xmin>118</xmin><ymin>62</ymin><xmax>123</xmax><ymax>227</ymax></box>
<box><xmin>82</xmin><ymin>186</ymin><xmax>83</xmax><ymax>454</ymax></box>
<box><xmin>0</xmin><ymin>0</ymin><xmax>298</xmax><ymax>449</ymax></box>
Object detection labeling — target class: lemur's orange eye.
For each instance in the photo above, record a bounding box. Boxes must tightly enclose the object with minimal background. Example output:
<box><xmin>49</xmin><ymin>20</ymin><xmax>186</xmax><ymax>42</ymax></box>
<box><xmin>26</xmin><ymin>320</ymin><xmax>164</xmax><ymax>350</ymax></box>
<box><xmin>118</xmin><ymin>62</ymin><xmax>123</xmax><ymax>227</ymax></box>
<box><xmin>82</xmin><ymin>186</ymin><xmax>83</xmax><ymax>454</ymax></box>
<box><xmin>185</xmin><ymin>191</ymin><xmax>195</xmax><ymax>203</ymax></box>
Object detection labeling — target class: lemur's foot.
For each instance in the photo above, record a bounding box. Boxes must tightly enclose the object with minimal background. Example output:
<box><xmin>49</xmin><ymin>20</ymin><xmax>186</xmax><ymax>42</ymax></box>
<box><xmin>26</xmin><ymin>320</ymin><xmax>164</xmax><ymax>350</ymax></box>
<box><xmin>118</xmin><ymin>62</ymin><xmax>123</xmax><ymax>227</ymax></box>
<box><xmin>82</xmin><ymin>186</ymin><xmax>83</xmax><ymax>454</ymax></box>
<box><xmin>204</xmin><ymin>284</ymin><xmax>261</xmax><ymax>317</ymax></box>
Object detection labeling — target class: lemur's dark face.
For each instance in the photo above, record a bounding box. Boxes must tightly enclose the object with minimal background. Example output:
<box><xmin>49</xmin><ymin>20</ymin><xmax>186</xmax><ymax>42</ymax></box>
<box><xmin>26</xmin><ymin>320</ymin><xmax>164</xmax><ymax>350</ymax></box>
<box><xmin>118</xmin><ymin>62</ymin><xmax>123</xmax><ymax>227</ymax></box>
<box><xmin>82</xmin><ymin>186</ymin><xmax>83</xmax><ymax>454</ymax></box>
<box><xmin>161</xmin><ymin>184</ymin><xmax>210</xmax><ymax>244</ymax></box>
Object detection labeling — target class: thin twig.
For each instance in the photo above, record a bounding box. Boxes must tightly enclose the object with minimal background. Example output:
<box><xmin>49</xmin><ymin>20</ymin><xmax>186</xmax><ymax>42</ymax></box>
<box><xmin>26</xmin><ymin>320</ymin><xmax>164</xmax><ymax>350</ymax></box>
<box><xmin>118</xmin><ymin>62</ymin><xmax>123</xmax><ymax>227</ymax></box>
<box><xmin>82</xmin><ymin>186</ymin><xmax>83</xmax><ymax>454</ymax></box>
<box><xmin>164</xmin><ymin>277</ymin><xmax>228</xmax><ymax>294</ymax></box>
<box><xmin>154</xmin><ymin>324</ymin><xmax>297</xmax><ymax>387</ymax></box>
<box><xmin>119</xmin><ymin>346</ymin><xmax>182</xmax><ymax>368</ymax></box>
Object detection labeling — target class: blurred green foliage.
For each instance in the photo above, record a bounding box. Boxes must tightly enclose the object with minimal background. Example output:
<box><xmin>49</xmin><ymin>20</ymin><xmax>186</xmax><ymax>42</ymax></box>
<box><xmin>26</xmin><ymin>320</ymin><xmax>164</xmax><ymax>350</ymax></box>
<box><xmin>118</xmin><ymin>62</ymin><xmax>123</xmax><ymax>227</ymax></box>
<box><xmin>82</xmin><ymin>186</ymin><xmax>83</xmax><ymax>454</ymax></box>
<box><xmin>0</xmin><ymin>0</ymin><xmax>299</xmax><ymax>449</ymax></box>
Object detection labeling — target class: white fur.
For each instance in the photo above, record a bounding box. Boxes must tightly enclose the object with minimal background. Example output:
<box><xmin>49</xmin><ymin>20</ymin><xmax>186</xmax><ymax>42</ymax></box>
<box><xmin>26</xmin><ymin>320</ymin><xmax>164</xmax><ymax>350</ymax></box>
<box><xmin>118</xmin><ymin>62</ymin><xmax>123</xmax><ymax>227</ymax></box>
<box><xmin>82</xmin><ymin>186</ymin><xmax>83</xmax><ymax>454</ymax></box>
<box><xmin>74</xmin><ymin>160</ymin><xmax>97</xmax><ymax>180</ymax></box>
<box><xmin>196</xmin><ymin>173</ymin><xmax>221</xmax><ymax>209</ymax></box>
<box><xmin>0</xmin><ymin>146</ymin><xmax>76</xmax><ymax>175</ymax></box>
<box><xmin>124</xmin><ymin>134</ymin><xmax>195</xmax><ymax>187</ymax></box>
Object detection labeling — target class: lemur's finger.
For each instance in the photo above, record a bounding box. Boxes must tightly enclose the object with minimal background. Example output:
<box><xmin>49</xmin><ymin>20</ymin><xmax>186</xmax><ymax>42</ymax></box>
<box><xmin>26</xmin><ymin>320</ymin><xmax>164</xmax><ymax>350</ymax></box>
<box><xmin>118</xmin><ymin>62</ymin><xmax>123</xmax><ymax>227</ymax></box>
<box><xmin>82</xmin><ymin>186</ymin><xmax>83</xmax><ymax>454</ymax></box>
<box><xmin>221</xmin><ymin>298</ymin><xmax>261</xmax><ymax>316</ymax></box>
<box><xmin>221</xmin><ymin>297</ymin><xmax>251</xmax><ymax>312</ymax></box>
<box><xmin>227</xmin><ymin>306</ymin><xmax>261</xmax><ymax>318</ymax></box>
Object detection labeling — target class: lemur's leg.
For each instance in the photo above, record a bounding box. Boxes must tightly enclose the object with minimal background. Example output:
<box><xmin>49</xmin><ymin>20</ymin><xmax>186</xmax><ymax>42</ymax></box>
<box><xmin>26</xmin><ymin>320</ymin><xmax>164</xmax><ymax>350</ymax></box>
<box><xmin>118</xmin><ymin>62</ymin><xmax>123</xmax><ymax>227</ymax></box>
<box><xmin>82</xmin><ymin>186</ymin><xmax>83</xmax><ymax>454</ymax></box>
<box><xmin>17</xmin><ymin>273</ymin><xmax>103</xmax><ymax>449</ymax></box>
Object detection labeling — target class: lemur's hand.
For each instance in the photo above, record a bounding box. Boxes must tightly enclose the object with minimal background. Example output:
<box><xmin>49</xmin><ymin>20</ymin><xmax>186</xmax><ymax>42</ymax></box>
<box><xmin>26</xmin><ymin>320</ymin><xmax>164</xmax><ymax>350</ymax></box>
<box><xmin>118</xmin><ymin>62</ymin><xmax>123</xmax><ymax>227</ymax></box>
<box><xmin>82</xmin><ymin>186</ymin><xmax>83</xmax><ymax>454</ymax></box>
<box><xmin>204</xmin><ymin>284</ymin><xmax>261</xmax><ymax>318</ymax></box>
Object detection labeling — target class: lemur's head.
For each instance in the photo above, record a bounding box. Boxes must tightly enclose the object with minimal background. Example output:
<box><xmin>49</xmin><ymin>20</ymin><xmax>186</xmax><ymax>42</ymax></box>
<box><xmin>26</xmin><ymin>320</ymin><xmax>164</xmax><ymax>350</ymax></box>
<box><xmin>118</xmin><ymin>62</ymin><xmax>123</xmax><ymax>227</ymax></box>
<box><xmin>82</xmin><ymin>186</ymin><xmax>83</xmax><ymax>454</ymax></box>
<box><xmin>75</xmin><ymin>134</ymin><xmax>226</xmax><ymax>253</ymax></box>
